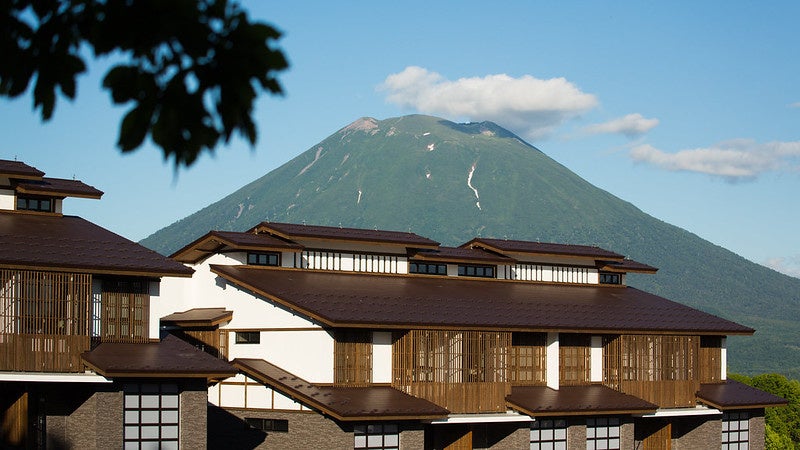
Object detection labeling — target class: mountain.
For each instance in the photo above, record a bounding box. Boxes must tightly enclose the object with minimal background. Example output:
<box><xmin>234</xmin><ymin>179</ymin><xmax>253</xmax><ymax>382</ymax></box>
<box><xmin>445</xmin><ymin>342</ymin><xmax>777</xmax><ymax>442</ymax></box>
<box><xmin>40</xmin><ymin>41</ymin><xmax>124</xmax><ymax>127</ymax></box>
<box><xmin>141</xmin><ymin>114</ymin><xmax>800</xmax><ymax>378</ymax></box>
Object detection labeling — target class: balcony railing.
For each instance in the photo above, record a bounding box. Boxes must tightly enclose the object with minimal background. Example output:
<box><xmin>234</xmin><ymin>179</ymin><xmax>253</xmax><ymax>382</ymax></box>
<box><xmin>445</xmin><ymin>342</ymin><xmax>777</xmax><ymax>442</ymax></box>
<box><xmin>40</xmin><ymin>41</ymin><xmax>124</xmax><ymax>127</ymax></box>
<box><xmin>400</xmin><ymin>382</ymin><xmax>511</xmax><ymax>413</ymax></box>
<box><xmin>0</xmin><ymin>333</ymin><xmax>89</xmax><ymax>373</ymax></box>
<box><xmin>618</xmin><ymin>380</ymin><xmax>700</xmax><ymax>408</ymax></box>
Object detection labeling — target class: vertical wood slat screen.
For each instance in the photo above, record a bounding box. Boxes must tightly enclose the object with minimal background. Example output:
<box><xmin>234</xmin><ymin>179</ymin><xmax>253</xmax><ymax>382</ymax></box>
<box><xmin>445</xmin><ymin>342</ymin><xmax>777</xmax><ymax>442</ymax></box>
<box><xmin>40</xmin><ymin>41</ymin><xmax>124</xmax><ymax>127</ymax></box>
<box><xmin>100</xmin><ymin>278</ymin><xmax>150</xmax><ymax>343</ymax></box>
<box><xmin>0</xmin><ymin>269</ymin><xmax>92</xmax><ymax>372</ymax></box>
<box><xmin>699</xmin><ymin>336</ymin><xmax>722</xmax><ymax>382</ymax></box>
<box><xmin>559</xmin><ymin>333</ymin><xmax>591</xmax><ymax>385</ymax></box>
<box><xmin>218</xmin><ymin>330</ymin><xmax>230</xmax><ymax>360</ymax></box>
<box><xmin>392</xmin><ymin>330</ymin><xmax>523</xmax><ymax>413</ymax></box>
<box><xmin>603</xmin><ymin>334</ymin><xmax>701</xmax><ymax>407</ymax></box>
<box><xmin>509</xmin><ymin>332</ymin><xmax>546</xmax><ymax>385</ymax></box>
<box><xmin>334</xmin><ymin>329</ymin><xmax>373</xmax><ymax>386</ymax></box>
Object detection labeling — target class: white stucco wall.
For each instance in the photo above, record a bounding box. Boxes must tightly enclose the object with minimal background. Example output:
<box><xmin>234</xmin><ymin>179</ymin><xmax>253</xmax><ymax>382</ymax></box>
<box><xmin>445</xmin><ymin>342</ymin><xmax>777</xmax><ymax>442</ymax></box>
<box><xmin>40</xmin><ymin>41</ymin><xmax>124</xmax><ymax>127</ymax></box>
<box><xmin>546</xmin><ymin>332</ymin><xmax>559</xmax><ymax>389</ymax></box>
<box><xmin>210</xmin><ymin>373</ymin><xmax>307</xmax><ymax>410</ymax></box>
<box><xmin>155</xmin><ymin>252</ymin><xmax>334</xmax><ymax>381</ymax></box>
<box><xmin>227</xmin><ymin>329</ymin><xmax>333</xmax><ymax>383</ymax></box>
<box><xmin>590</xmin><ymin>335</ymin><xmax>603</xmax><ymax>382</ymax></box>
<box><xmin>721</xmin><ymin>337</ymin><xmax>727</xmax><ymax>380</ymax></box>
<box><xmin>0</xmin><ymin>189</ymin><xmax>14</xmax><ymax>210</ymax></box>
<box><xmin>373</xmin><ymin>331</ymin><xmax>393</xmax><ymax>383</ymax></box>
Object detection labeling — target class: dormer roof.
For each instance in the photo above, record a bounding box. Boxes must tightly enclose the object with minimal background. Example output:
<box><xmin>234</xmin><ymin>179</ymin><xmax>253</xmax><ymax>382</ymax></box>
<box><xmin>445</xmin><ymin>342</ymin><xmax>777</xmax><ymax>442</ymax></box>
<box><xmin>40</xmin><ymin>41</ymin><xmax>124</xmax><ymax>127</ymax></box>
<box><xmin>598</xmin><ymin>259</ymin><xmax>658</xmax><ymax>274</ymax></box>
<box><xmin>462</xmin><ymin>237</ymin><xmax>625</xmax><ymax>260</ymax></box>
<box><xmin>0</xmin><ymin>159</ymin><xmax>45</xmax><ymax>180</ymax></box>
<box><xmin>15</xmin><ymin>177</ymin><xmax>103</xmax><ymax>199</ymax></box>
<box><xmin>409</xmin><ymin>246</ymin><xmax>514</xmax><ymax>265</ymax></box>
<box><xmin>171</xmin><ymin>230</ymin><xmax>302</xmax><ymax>263</ymax></box>
<box><xmin>251</xmin><ymin>221</ymin><xmax>440</xmax><ymax>249</ymax></box>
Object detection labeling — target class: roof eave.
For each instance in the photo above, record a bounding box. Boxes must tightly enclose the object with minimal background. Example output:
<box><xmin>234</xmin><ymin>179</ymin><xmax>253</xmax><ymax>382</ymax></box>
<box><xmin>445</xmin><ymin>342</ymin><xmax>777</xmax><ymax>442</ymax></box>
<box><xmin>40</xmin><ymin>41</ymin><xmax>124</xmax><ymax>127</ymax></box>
<box><xmin>0</xmin><ymin>263</ymin><xmax>193</xmax><ymax>278</ymax></box>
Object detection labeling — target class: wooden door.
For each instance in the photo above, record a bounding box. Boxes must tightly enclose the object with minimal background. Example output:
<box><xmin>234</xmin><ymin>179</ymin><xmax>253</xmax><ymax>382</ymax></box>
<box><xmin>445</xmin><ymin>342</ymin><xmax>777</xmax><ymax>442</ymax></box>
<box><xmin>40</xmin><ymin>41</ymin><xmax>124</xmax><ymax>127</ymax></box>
<box><xmin>444</xmin><ymin>429</ymin><xmax>472</xmax><ymax>450</ymax></box>
<box><xmin>642</xmin><ymin>422</ymin><xmax>671</xmax><ymax>450</ymax></box>
<box><xmin>1</xmin><ymin>390</ymin><xmax>28</xmax><ymax>447</ymax></box>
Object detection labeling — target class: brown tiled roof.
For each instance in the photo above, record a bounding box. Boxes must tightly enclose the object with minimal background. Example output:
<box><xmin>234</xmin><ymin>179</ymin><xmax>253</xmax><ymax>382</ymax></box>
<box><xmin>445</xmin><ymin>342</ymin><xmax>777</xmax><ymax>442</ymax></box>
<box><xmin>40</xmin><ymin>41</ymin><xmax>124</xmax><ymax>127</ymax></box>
<box><xmin>464</xmin><ymin>238</ymin><xmax>624</xmax><ymax>260</ymax></box>
<box><xmin>171</xmin><ymin>230</ymin><xmax>302</xmax><ymax>262</ymax></box>
<box><xmin>598</xmin><ymin>259</ymin><xmax>658</xmax><ymax>273</ymax></box>
<box><xmin>81</xmin><ymin>334</ymin><xmax>236</xmax><ymax>381</ymax></box>
<box><xmin>252</xmin><ymin>221</ymin><xmax>440</xmax><ymax>248</ymax></box>
<box><xmin>233</xmin><ymin>358</ymin><xmax>449</xmax><ymax>421</ymax></box>
<box><xmin>161</xmin><ymin>308</ymin><xmax>233</xmax><ymax>327</ymax></box>
<box><xmin>210</xmin><ymin>266</ymin><xmax>753</xmax><ymax>334</ymax></box>
<box><xmin>15</xmin><ymin>177</ymin><xmax>103</xmax><ymax>199</ymax></box>
<box><xmin>697</xmin><ymin>380</ymin><xmax>788</xmax><ymax>410</ymax></box>
<box><xmin>507</xmin><ymin>385</ymin><xmax>657</xmax><ymax>416</ymax></box>
<box><xmin>0</xmin><ymin>159</ymin><xmax>44</xmax><ymax>179</ymax></box>
<box><xmin>410</xmin><ymin>247</ymin><xmax>514</xmax><ymax>264</ymax></box>
<box><xmin>0</xmin><ymin>212</ymin><xmax>193</xmax><ymax>277</ymax></box>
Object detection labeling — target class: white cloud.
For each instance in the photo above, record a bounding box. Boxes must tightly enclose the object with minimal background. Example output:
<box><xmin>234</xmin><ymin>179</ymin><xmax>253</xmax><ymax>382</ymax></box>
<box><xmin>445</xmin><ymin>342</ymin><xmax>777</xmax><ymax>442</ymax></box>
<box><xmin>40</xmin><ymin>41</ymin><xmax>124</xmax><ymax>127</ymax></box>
<box><xmin>764</xmin><ymin>256</ymin><xmax>800</xmax><ymax>279</ymax></box>
<box><xmin>379</xmin><ymin>66</ymin><xmax>598</xmax><ymax>139</ymax></box>
<box><xmin>629</xmin><ymin>139</ymin><xmax>800</xmax><ymax>181</ymax></box>
<box><xmin>584</xmin><ymin>113</ymin><xmax>659</xmax><ymax>137</ymax></box>
<box><xmin>790</xmin><ymin>101</ymin><xmax>800</xmax><ymax>108</ymax></box>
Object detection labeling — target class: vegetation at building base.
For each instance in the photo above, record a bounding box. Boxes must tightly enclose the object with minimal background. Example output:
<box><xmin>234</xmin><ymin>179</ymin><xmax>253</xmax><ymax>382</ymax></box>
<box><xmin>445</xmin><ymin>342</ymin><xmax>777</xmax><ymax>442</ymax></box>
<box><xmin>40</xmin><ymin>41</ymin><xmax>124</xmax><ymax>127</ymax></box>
<box><xmin>141</xmin><ymin>114</ymin><xmax>800</xmax><ymax>380</ymax></box>
<box><xmin>730</xmin><ymin>373</ymin><xmax>800</xmax><ymax>449</ymax></box>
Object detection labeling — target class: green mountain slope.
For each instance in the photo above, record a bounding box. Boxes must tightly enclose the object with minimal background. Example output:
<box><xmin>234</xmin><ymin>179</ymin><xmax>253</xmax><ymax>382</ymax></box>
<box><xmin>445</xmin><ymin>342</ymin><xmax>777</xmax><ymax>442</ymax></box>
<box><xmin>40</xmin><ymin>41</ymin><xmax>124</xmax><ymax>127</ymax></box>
<box><xmin>141</xmin><ymin>114</ymin><xmax>800</xmax><ymax>378</ymax></box>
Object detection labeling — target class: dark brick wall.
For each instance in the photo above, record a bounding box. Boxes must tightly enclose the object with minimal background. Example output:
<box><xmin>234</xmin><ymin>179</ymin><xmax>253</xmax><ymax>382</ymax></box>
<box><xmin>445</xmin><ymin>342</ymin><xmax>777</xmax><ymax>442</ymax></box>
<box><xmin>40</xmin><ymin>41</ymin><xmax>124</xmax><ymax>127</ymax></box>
<box><xmin>180</xmin><ymin>379</ymin><xmax>211</xmax><ymax>450</ymax></box>
<box><xmin>671</xmin><ymin>416</ymin><xmax>720</xmax><ymax>450</ymax></box>
<box><xmin>210</xmin><ymin>407</ymin><xmax>352</xmax><ymax>449</ymax></box>
<box><xmin>749</xmin><ymin>409</ymin><xmax>766</xmax><ymax>450</ymax></box>
<box><xmin>22</xmin><ymin>378</ymin><xmax>209</xmax><ymax>450</ymax></box>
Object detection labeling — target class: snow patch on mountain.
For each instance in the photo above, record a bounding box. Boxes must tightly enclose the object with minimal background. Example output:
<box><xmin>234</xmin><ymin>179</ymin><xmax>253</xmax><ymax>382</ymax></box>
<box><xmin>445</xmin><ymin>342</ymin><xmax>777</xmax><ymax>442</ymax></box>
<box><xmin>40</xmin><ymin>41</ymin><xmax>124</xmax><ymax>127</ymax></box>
<box><xmin>467</xmin><ymin>162</ymin><xmax>481</xmax><ymax>210</ymax></box>
<box><xmin>298</xmin><ymin>147</ymin><xmax>325</xmax><ymax>176</ymax></box>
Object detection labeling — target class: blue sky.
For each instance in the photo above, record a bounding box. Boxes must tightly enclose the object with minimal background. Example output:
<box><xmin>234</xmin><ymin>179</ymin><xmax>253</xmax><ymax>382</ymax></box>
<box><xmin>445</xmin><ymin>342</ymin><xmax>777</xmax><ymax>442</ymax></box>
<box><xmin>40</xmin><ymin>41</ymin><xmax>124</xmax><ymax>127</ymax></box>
<box><xmin>3</xmin><ymin>1</ymin><xmax>800</xmax><ymax>277</ymax></box>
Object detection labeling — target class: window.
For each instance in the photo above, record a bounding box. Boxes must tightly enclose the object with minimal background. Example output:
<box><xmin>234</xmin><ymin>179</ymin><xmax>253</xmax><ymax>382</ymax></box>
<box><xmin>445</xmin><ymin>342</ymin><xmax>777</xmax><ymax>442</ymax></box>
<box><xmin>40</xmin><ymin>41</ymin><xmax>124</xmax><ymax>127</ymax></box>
<box><xmin>510</xmin><ymin>332</ymin><xmax>546</xmax><ymax>385</ymax></box>
<box><xmin>599</xmin><ymin>273</ymin><xmax>620</xmax><ymax>285</ymax></box>
<box><xmin>409</xmin><ymin>261</ymin><xmax>447</xmax><ymax>275</ymax></box>
<box><xmin>559</xmin><ymin>334</ymin><xmax>591</xmax><ymax>385</ymax></box>
<box><xmin>530</xmin><ymin>418</ymin><xmax>567</xmax><ymax>450</ymax></box>
<box><xmin>586</xmin><ymin>417</ymin><xmax>620</xmax><ymax>450</ymax></box>
<box><xmin>354</xmin><ymin>424</ymin><xmax>399</xmax><ymax>450</ymax></box>
<box><xmin>235</xmin><ymin>331</ymin><xmax>260</xmax><ymax>344</ymax></box>
<box><xmin>123</xmin><ymin>383</ymin><xmax>179</xmax><ymax>450</ymax></box>
<box><xmin>722</xmin><ymin>412</ymin><xmax>749</xmax><ymax>450</ymax></box>
<box><xmin>458</xmin><ymin>264</ymin><xmax>495</xmax><ymax>278</ymax></box>
<box><xmin>16</xmin><ymin>196</ymin><xmax>53</xmax><ymax>212</ymax></box>
<box><xmin>101</xmin><ymin>279</ymin><xmax>150</xmax><ymax>343</ymax></box>
<box><xmin>248</xmin><ymin>252</ymin><xmax>280</xmax><ymax>266</ymax></box>
<box><xmin>245</xmin><ymin>418</ymin><xmax>288</xmax><ymax>432</ymax></box>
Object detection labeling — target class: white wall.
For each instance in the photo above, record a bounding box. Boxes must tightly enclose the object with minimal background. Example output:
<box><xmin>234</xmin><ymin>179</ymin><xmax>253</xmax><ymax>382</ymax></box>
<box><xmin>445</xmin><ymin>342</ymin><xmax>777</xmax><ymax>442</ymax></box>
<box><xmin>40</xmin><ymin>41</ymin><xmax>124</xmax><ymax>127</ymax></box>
<box><xmin>372</xmin><ymin>331</ymin><xmax>393</xmax><ymax>383</ymax></box>
<box><xmin>590</xmin><ymin>336</ymin><xmax>603</xmax><ymax>382</ymax></box>
<box><xmin>546</xmin><ymin>332</ymin><xmax>559</xmax><ymax>389</ymax></box>
<box><xmin>227</xmin><ymin>330</ymin><xmax>334</xmax><ymax>383</ymax></box>
<box><xmin>210</xmin><ymin>373</ymin><xmax>307</xmax><ymax>411</ymax></box>
<box><xmin>155</xmin><ymin>252</ymin><xmax>334</xmax><ymax>381</ymax></box>
<box><xmin>0</xmin><ymin>189</ymin><xmax>14</xmax><ymax>210</ymax></box>
<box><xmin>721</xmin><ymin>337</ymin><xmax>727</xmax><ymax>380</ymax></box>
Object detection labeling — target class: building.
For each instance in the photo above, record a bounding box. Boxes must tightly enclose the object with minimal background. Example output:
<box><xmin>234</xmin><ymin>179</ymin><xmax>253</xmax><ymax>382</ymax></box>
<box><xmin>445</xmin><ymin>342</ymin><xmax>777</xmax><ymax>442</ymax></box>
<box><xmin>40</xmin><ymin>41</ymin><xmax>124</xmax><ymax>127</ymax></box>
<box><xmin>0</xmin><ymin>160</ymin><xmax>236</xmax><ymax>449</ymax></box>
<box><xmin>163</xmin><ymin>221</ymin><xmax>787</xmax><ymax>449</ymax></box>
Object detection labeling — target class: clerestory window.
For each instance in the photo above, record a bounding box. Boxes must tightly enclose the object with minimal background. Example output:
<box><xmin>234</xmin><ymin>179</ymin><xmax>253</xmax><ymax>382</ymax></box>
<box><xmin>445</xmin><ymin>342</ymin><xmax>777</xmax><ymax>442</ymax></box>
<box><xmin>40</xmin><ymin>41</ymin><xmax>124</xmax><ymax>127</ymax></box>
<box><xmin>458</xmin><ymin>264</ymin><xmax>495</xmax><ymax>278</ymax></box>
<box><xmin>16</xmin><ymin>195</ymin><xmax>53</xmax><ymax>212</ymax></box>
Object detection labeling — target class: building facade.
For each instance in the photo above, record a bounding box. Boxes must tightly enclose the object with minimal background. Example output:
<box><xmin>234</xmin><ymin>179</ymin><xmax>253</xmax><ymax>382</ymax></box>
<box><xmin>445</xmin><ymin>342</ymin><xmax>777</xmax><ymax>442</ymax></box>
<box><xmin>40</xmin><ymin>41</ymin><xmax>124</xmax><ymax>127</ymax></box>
<box><xmin>0</xmin><ymin>159</ymin><xmax>786</xmax><ymax>449</ymax></box>
<box><xmin>0</xmin><ymin>160</ymin><xmax>236</xmax><ymax>449</ymax></box>
<box><xmin>164</xmin><ymin>222</ymin><xmax>787</xmax><ymax>449</ymax></box>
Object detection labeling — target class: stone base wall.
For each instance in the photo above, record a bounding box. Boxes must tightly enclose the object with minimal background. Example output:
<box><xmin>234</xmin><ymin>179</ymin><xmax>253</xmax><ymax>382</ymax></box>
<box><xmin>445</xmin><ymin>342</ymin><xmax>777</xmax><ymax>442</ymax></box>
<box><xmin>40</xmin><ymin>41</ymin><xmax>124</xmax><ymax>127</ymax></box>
<box><xmin>2</xmin><ymin>379</ymin><xmax>208</xmax><ymax>449</ymax></box>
